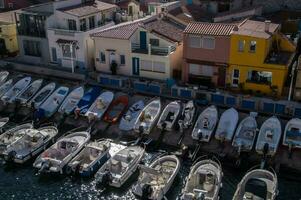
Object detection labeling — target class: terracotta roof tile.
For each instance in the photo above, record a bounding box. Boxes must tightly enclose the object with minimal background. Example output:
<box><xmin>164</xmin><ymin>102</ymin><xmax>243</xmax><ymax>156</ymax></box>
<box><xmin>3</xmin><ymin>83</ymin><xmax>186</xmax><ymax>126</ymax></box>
<box><xmin>184</xmin><ymin>22</ymin><xmax>236</xmax><ymax>36</ymax></box>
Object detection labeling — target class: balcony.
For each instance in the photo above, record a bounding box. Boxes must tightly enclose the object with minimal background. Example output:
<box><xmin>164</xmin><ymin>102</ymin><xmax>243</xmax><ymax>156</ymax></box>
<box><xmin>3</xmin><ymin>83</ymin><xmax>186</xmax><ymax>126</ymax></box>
<box><xmin>265</xmin><ymin>51</ymin><xmax>294</xmax><ymax>66</ymax></box>
<box><xmin>131</xmin><ymin>43</ymin><xmax>176</xmax><ymax>56</ymax></box>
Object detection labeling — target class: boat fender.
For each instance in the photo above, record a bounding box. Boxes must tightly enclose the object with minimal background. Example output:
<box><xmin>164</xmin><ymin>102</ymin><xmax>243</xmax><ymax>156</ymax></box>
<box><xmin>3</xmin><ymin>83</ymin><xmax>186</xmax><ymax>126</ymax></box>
<box><xmin>141</xmin><ymin>184</ymin><xmax>152</xmax><ymax>199</ymax></box>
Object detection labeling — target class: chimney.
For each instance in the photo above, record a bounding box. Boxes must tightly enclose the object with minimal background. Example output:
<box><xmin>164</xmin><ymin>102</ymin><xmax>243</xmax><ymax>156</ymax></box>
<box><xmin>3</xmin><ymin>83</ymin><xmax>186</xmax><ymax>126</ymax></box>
<box><xmin>265</xmin><ymin>20</ymin><xmax>271</xmax><ymax>32</ymax></box>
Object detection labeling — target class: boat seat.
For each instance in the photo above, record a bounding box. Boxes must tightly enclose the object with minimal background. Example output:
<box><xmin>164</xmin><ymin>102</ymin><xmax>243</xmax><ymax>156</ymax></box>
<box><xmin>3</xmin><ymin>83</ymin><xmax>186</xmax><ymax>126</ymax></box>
<box><xmin>265</xmin><ymin>130</ymin><xmax>274</xmax><ymax>141</ymax></box>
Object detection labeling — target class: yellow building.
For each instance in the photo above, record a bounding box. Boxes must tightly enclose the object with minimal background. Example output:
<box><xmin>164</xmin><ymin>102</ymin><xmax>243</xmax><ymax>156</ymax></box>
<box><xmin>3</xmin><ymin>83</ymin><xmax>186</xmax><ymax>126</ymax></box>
<box><xmin>228</xmin><ymin>20</ymin><xmax>295</xmax><ymax>97</ymax></box>
<box><xmin>0</xmin><ymin>21</ymin><xmax>18</xmax><ymax>56</ymax></box>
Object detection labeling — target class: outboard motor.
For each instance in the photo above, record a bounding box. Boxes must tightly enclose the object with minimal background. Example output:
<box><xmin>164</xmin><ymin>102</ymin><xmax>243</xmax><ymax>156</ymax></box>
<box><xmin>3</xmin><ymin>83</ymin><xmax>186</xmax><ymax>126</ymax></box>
<box><xmin>141</xmin><ymin>184</ymin><xmax>152</xmax><ymax>200</ymax></box>
<box><xmin>198</xmin><ymin>130</ymin><xmax>202</xmax><ymax>141</ymax></box>
<box><xmin>196</xmin><ymin>192</ymin><xmax>205</xmax><ymax>200</ymax></box>
<box><xmin>263</xmin><ymin>143</ymin><xmax>269</xmax><ymax>156</ymax></box>
<box><xmin>5</xmin><ymin>150</ymin><xmax>16</xmax><ymax>161</ymax></box>
<box><xmin>39</xmin><ymin>160</ymin><xmax>50</xmax><ymax>173</ymax></box>
<box><xmin>96</xmin><ymin>170</ymin><xmax>112</xmax><ymax>188</ymax></box>
<box><xmin>161</xmin><ymin>122</ymin><xmax>167</xmax><ymax>132</ymax></box>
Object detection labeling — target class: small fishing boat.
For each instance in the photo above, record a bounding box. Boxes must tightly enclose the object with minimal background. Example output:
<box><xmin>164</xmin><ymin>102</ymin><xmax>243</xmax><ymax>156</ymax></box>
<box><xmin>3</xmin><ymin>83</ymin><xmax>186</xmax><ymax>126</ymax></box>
<box><xmin>2</xmin><ymin>126</ymin><xmax>58</xmax><ymax>164</ymax></box>
<box><xmin>58</xmin><ymin>86</ymin><xmax>84</xmax><ymax>115</ymax></box>
<box><xmin>74</xmin><ymin>86</ymin><xmax>102</xmax><ymax>116</ymax></box>
<box><xmin>103</xmin><ymin>95</ymin><xmax>129</xmax><ymax>123</ymax></box>
<box><xmin>95</xmin><ymin>145</ymin><xmax>145</xmax><ymax>188</ymax></box>
<box><xmin>37</xmin><ymin>86</ymin><xmax>69</xmax><ymax>118</ymax></box>
<box><xmin>233</xmin><ymin>169</ymin><xmax>278</xmax><ymax>200</ymax></box>
<box><xmin>28</xmin><ymin>82</ymin><xmax>56</xmax><ymax>109</ymax></box>
<box><xmin>182</xmin><ymin>158</ymin><xmax>222</xmax><ymax>200</ymax></box>
<box><xmin>134</xmin><ymin>98</ymin><xmax>161</xmax><ymax>135</ymax></box>
<box><xmin>33</xmin><ymin>131</ymin><xmax>90</xmax><ymax>174</ymax></box>
<box><xmin>215</xmin><ymin>108</ymin><xmax>239</xmax><ymax>142</ymax></box>
<box><xmin>256</xmin><ymin>116</ymin><xmax>282</xmax><ymax>156</ymax></box>
<box><xmin>16</xmin><ymin>79</ymin><xmax>43</xmax><ymax>104</ymax></box>
<box><xmin>178</xmin><ymin>100</ymin><xmax>195</xmax><ymax>130</ymax></box>
<box><xmin>119</xmin><ymin>100</ymin><xmax>144</xmax><ymax>131</ymax></box>
<box><xmin>133</xmin><ymin>155</ymin><xmax>180</xmax><ymax>200</ymax></box>
<box><xmin>232</xmin><ymin>112</ymin><xmax>258</xmax><ymax>153</ymax></box>
<box><xmin>0</xmin><ymin>123</ymin><xmax>33</xmax><ymax>155</ymax></box>
<box><xmin>85</xmin><ymin>91</ymin><xmax>114</xmax><ymax>120</ymax></box>
<box><xmin>157</xmin><ymin>101</ymin><xmax>181</xmax><ymax>131</ymax></box>
<box><xmin>0</xmin><ymin>117</ymin><xmax>9</xmax><ymax>133</ymax></box>
<box><xmin>283</xmin><ymin>118</ymin><xmax>301</xmax><ymax>149</ymax></box>
<box><xmin>0</xmin><ymin>79</ymin><xmax>13</xmax><ymax>98</ymax></box>
<box><xmin>67</xmin><ymin>139</ymin><xmax>111</xmax><ymax>177</ymax></box>
<box><xmin>0</xmin><ymin>71</ymin><xmax>9</xmax><ymax>85</ymax></box>
<box><xmin>1</xmin><ymin>76</ymin><xmax>31</xmax><ymax>104</ymax></box>
<box><xmin>192</xmin><ymin>105</ymin><xmax>218</xmax><ymax>142</ymax></box>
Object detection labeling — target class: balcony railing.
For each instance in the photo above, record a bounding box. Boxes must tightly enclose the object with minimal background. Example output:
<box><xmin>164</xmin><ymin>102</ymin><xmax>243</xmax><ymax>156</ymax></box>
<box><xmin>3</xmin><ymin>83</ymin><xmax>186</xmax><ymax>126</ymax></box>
<box><xmin>131</xmin><ymin>43</ymin><xmax>176</xmax><ymax>56</ymax></box>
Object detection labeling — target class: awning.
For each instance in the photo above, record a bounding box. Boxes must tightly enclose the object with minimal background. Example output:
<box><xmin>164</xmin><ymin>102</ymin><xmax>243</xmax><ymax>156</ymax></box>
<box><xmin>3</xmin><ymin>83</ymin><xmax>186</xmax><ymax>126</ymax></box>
<box><xmin>56</xmin><ymin>39</ymin><xmax>77</xmax><ymax>44</ymax></box>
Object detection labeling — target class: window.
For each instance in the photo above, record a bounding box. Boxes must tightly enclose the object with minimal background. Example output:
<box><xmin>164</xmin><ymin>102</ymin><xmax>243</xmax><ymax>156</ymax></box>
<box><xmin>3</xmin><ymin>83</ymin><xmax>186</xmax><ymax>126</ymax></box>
<box><xmin>100</xmin><ymin>52</ymin><xmax>105</xmax><ymax>63</ymax></box>
<box><xmin>51</xmin><ymin>47</ymin><xmax>57</xmax><ymax>62</ymax></box>
<box><xmin>189</xmin><ymin>36</ymin><xmax>201</xmax><ymax>48</ymax></box>
<box><xmin>232</xmin><ymin>69</ymin><xmax>239</xmax><ymax>86</ymax></box>
<box><xmin>247</xmin><ymin>70</ymin><xmax>272</xmax><ymax>85</ymax></box>
<box><xmin>62</xmin><ymin>44</ymin><xmax>76</xmax><ymax>58</ymax></box>
<box><xmin>89</xmin><ymin>16</ymin><xmax>95</xmax><ymax>29</ymax></box>
<box><xmin>120</xmin><ymin>55</ymin><xmax>125</xmax><ymax>65</ymax></box>
<box><xmin>0</xmin><ymin>0</ymin><xmax>4</xmax><ymax>8</ymax></box>
<box><xmin>249</xmin><ymin>40</ymin><xmax>256</xmax><ymax>52</ymax></box>
<box><xmin>23</xmin><ymin>40</ymin><xmax>41</xmax><ymax>57</ymax></box>
<box><xmin>8</xmin><ymin>3</ymin><xmax>13</xmax><ymax>9</ymax></box>
<box><xmin>0</xmin><ymin>28</ymin><xmax>2</xmax><ymax>33</ymax></box>
<box><xmin>153</xmin><ymin>61</ymin><xmax>165</xmax><ymax>73</ymax></box>
<box><xmin>150</xmin><ymin>39</ymin><xmax>159</xmax><ymax>46</ymax></box>
<box><xmin>189</xmin><ymin>64</ymin><xmax>214</xmax><ymax>76</ymax></box>
<box><xmin>202</xmin><ymin>37</ymin><xmax>215</xmax><ymax>49</ymax></box>
<box><xmin>68</xmin><ymin>19</ymin><xmax>77</xmax><ymax>31</ymax></box>
<box><xmin>238</xmin><ymin>40</ymin><xmax>245</xmax><ymax>52</ymax></box>
<box><xmin>140</xmin><ymin>60</ymin><xmax>152</xmax><ymax>71</ymax></box>
<box><xmin>80</xmin><ymin>18</ymin><xmax>86</xmax><ymax>31</ymax></box>
<box><xmin>189</xmin><ymin>64</ymin><xmax>201</xmax><ymax>75</ymax></box>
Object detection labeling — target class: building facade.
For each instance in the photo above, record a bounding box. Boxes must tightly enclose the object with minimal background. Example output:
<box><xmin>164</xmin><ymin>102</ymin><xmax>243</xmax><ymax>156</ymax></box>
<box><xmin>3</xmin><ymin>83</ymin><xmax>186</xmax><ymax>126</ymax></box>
<box><xmin>0</xmin><ymin>21</ymin><xmax>18</xmax><ymax>56</ymax></box>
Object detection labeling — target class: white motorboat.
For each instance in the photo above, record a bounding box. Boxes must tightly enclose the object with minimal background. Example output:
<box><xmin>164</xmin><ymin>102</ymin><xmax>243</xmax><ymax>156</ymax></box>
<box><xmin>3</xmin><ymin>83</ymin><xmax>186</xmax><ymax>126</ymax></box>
<box><xmin>2</xmin><ymin>126</ymin><xmax>58</xmax><ymax>164</ymax></box>
<box><xmin>58</xmin><ymin>86</ymin><xmax>84</xmax><ymax>115</ymax></box>
<box><xmin>182</xmin><ymin>158</ymin><xmax>223</xmax><ymax>200</ymax></box>
<box><xmin>119</xmin><ymin>100</ymin><xmax>144</xmax><ymax>131</ymax></box>
<box><xmin>233</xmin><ymin>169</ymin><xmax>278</xmax><ymax>200</ymax></box>
<box><xmin>1</xmin><ymin>76</ymin><xmax>31</xmax><ymax>104</ymax></box>
<box><xmin>16</xmin><ymin>79</ymin><xmax>43</xmax><ymax>104</ymax></box>
<box><xmin>157</xmin><ymin>101</ymin><xmax>181</xmax><ymax>131</ymax></box>
<box><xmin>192</xmin><ymin>105</ymin><xmax>218</xmax><ymax>142</ymax></box>
<box><xmin>33</xmin><ymin>131</ymin><xmax>90</xmax><ymax>174</ymax></box>
<box><xmin>0</xmin><ymin>123</ymin><xmax>33</xmax><ymax>155</ymax></box>
<box><xmin>0</xmin><ymin>79</ymin><xmax>13</xmax><ymax>98</ymax></box>
<box><xmin>0</xmin><ymin>117</ymin><xmax>9</xmax><ymax>132</ymax></box>
<box><xmin>85</xmin><ymin>91</ymin><xmax>114</xmax><ymax>120</ymax></box>
<box><xmin>215</xmin><ymin>108</ymin><xmax>239</xmax><ymax>142</ymax></box>
<box><xmin>232</xmin><ymin>112</ymin><xmax>258</xmax><ymax>153</ymax></box>
<box><xmin>282</xmin><ymin>118</ymin><xmax>301</xmax><ymax>149</ymax></box>
<box><xmin>256</xmin><ymin>116</ymin><xmax>282</xmax><ymax>156</ymax></box>
<box><xmin>28</xmin><ymin>82</ymin><xmax>56</xmax><ymax>109</ymax></box>
<box><xmin>134</xmin><ymin>98</ymin><xmax>162</xmax><ymax>135</ymax></box>
<box><xmin>178</xmin><ymin>100</ymin><xmax>195</xmax><ymax>131</ymax></box>
<box><xmin>38</xmin><ymin>86</ymin><xmax>69</xmax><ymax>118</ymax></box>
<box><xmin>0</xmin><ymin>71</ymin><xmax>9</xmax><ymax>85</ymax></box>
<box><xmin>133</xmin><ymin>155</ymin><xmax>180</xmax><ymax>200</ymax></box>
<box><xmin>67</xmin><ymin>139</ymin><xmax>111</xmax><ymax>177</ymax></box>
<box><xmin>95</xmin><ymin>145</ymin><xmax>145</xmax><ymax>188</ymax></box>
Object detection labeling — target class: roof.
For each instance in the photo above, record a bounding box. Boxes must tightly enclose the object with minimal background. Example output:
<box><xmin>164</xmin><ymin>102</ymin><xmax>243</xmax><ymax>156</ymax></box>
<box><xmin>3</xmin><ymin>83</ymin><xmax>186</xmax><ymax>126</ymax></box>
<box><xmin>59</xmin><ymin>1</ymin><xmax>117</xmax><ymax>17</ymax></box>
<box><xmin>144</xmin><ymin>17</ymin><xmax>186</xmax><ymax>42</ymax></box>
<box><xmin>116</xmin><ymin>0</ymin><xmax>139</xmax><ymax>10</ymax></box>
<box><xmin>0</xmin><ymin>10</ymin><xmax>17</xmax><ymax>23</ymax></box>
<box><xmin>233</xmin><ymin>19</ymin><xmax>280</xmax><ymax>39</ymax></box>
<box><xmin>168</xmin><ymin>5</ymin><xmax>212</xmax><ymax>23</ymax></box>
<box><xmin>184</xmin><ymin>22</ymin><xmax>236</xmax><ymax>36</ymax></box>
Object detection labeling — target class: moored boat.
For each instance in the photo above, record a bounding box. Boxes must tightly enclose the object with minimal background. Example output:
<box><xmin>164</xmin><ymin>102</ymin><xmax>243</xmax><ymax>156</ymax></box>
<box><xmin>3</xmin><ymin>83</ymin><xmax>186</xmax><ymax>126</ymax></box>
<box><xmin>103</xmin><ymin>95</ymin><xmax>129</xmax><ymax>123</ymax></box>
<box><xmin>282</xmin><ymin>118</ymin><xmax>301</xmax><ymax>149</ymax></box>
<box><xmin>132</xmin><ymin>155</ymin><xmax>180</xmax><ymax>200</ymax></box>
<box><xmin>33</xmin><ymin>131</ymin><xmax>90</xmax><ymax>174</ymax></box>
<box><xmin>1</xmin><ymin>76</ymin><xmax>31</xmax><ymax>104</ymax></box>
<box><xmin>215</xmin><ymin>108</ymin><xmax>239</xmax><ymax>142</ymax></box>
<box><xmin>119</xmin><ymin>100</ymin><xmax>144</xmax><ymax>131</ymax></box>
<box><xmin>0</xmin><ymin>71</ymin><xmax>9</xmax><ymax>85</ymax></box>
<box><xmin>178</xmin><ymin>100</ymin><xmax>195</xmax><ymax>131</ymax></box>
<box><xmin>58</xmin><ymin>86</ymin><xmax>84</xmax><ymax>115</ymax></box>
<box><xmin>182</xmin><ymin>157</ymin><xmax>223</xmax><ymax>200</ymax></box>
<box><xmin>16</xmin><ymin>79</ymin><xmax>43</xmax><ymax>104</ymax></box>
<box><xmin>233</xmin><ymin>168</ymin><xmax>278</xmax><ymax>200</ymax></box>
<box><xmin>192</xmin><ymin>105</ymin><xmax>218</xmax><ymax>142</ymax></box>
<box><xmin>157</xmin><ymin>101</ymin><xmax>181</xmax><ymax>131</ymax></box>
<box><xmin>27</xmin><ymin>82</ymin><xmax>56</xmax><ymax>109</ymax></box>
<box><xmin>255</xmin><ymin>116</ymin><xmax>282</xmax><ymax>156</ymax></box>
<box><xmin>0</xmin><ymin>79</ymin><xmax>13</xmax><ymax>98</ymax></box>
<box><xmin>95</xmin><ymin>145</ymin><xmax>145</xmax><ymax>188</ymax></box>
<box><xmin>85</xmin><ymin>91</ymin><xmax>114</xmax><ymax>120</ymax></box>
<box><xmin>133</xmin><ymin>98</ymin><xmax>161</xmax><ymax>135</ymax></box>
<box><xmin>37</xmin><ymin>86</ymin><xmax>69</xmax><ymax>118</ymax></box>
<box><xmin>2</xmin><ymin>126</ymin><xmax>58</xmax><ymax>164</ymax></box>
<box><xmin>232</xmin><ymin>112</ymin><xmax>258</xmax><ymax>153</ymax></box>
<box><xmin>0</xmin><ymin>117</ymin><xmax>9</xmax><ymax>133</ymax></box>
<box><xmin>67</xmin><ymin>139</ymin><xmax>111</xmax><ymax>177</ymax></box>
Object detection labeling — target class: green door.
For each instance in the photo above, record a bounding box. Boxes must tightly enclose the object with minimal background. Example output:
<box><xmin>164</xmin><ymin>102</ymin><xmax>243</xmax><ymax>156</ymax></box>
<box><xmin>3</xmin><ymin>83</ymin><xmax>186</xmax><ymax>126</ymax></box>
<box><xmin>132</xmin><ymin>57</ymin><xmax>139</xmax><ymax>76</ymax></box>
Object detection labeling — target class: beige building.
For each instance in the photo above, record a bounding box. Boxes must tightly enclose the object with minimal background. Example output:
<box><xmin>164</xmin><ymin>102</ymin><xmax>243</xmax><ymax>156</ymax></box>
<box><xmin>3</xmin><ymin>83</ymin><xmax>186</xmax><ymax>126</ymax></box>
<box><xmin>91</xmin><ymin>15</ymin><xmax>186</xmax><ymax>80</ymax></box>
